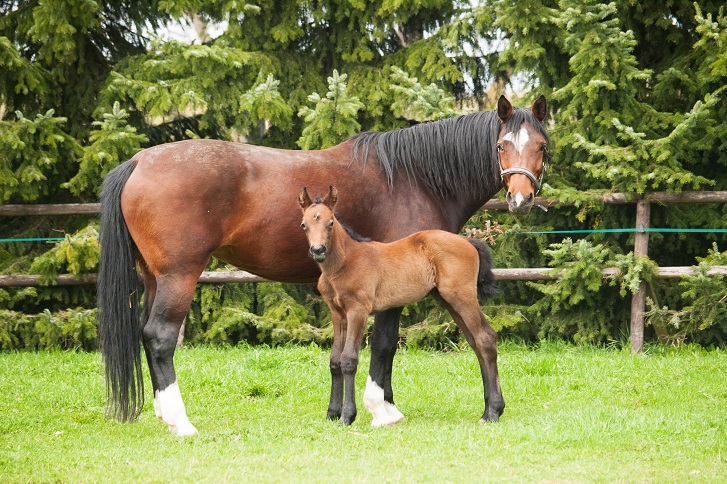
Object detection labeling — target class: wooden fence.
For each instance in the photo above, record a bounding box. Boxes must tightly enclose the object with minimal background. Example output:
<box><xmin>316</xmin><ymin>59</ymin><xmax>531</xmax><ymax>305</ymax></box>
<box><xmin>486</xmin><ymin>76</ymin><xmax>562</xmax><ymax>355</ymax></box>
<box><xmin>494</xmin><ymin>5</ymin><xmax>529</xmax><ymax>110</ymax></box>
<box><xmin>2</xmin><ymin>190</ymin><xmax>726</xmax><ymax>354</ymax></box>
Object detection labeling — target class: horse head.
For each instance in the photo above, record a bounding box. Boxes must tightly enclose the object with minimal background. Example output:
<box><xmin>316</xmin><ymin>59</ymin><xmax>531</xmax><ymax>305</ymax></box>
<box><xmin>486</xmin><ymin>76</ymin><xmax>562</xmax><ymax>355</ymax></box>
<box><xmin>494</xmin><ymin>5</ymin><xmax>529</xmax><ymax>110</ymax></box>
<box><xmin>496</xmin><ymin>95</ymin><xmax>550</xmax><ymax>214</ymax></box>
<box><xmin>298</xmin><ymin>186</ymin><xmax>338</xmax><ymax>262</ymax></box>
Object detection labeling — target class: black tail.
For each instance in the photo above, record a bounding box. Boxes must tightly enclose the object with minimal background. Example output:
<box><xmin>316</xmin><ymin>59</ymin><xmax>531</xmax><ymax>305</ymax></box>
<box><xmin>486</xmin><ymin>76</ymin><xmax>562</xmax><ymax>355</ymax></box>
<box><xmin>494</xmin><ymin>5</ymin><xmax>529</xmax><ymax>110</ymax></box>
<box><xmin>97</xmin><ymin>158</ymin><xmax>144</xmax><ymax>422</ymax></box>
<box><xmin>467</xmin><ymin>238</ymin><xmax>498</xmax><ymax>300</ymax></box>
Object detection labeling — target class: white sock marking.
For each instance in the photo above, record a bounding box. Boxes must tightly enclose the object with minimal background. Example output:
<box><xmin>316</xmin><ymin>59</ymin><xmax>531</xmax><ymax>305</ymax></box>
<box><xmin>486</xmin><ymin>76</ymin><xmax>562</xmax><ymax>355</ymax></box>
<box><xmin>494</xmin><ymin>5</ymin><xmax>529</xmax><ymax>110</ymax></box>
<box><xmin>364</xmin><ymin>376</ymin><xmax>406</xmax><ymax>427</ymax></box>
<box><xmin>155</xmin><ymin>382</ymin><xmax>198</xmax><ymax>436</ymax></box>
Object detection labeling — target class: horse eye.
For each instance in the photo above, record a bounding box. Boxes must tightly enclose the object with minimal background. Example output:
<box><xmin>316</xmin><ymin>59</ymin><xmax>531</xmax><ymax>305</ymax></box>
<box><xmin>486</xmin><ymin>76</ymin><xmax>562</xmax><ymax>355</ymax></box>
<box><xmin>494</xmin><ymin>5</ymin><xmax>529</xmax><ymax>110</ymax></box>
<box><xmin>328</xmin><ymin>220</ymin><xmax>334</xmax><ymax>228</ymax></box>
<box><xmin>300</xmin><ymin>222</ymin><xmax>307</xmax><ymax>230</ymax></box>
<box><xmin>496</xmin><ymin>143</ymin><xmax>504</xmax><ymax>152</ymax></box>
<box><xmin>540</xmin><ymin>144</ymin><xmax>549</xmax><ymax>152</ymax></box>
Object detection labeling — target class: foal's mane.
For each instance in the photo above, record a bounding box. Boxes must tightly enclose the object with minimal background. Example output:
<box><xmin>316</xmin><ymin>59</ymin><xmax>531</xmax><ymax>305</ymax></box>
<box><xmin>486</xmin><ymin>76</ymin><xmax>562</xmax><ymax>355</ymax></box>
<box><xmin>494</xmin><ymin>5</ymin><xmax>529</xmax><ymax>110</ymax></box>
<box><xmin>351</xmin><ymin>108</ymin><xmax>549</xmax><ymax>199</ymax></box>
<box><xmin>309</xmin><ymin>201</ymin><xmax>371</xmax><ymax>242</ymax></box>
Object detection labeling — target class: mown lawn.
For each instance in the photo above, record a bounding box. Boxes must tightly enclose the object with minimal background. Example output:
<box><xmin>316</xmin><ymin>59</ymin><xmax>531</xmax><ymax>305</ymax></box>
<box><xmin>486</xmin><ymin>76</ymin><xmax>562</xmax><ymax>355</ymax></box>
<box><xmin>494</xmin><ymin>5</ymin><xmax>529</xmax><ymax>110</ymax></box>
<box><xmin>1</xmin><ymin>342</ymin><xmax>725</xmax><ymax>482</ymax></box>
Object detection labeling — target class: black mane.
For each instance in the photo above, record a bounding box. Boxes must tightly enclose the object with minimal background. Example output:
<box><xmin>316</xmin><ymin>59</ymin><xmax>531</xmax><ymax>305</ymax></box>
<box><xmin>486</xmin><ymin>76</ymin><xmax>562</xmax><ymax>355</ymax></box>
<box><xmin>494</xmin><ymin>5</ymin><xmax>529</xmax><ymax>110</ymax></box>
<box><xmin>339</xmin><ymin>219</ymin><xmax>370</xmax><ymax>242</ymax></box>
<box><xmin>351</xmin><ymin>108</ymin><xmax>549</xmax><ymax>199</ymax></box>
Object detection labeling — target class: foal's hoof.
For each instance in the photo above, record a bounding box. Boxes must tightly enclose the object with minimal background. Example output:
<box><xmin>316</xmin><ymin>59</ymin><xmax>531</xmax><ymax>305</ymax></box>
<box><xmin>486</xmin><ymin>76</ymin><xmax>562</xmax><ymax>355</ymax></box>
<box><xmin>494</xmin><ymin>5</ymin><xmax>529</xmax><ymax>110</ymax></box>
<box><xmin>326</xmin><ymin>410</ymin><xmax>341</xmax><ymax>421</ymax></box>
<box><xmin>341</xmin><ymin>412</ymin><xmax>357</xmax><ymax>426</ymax></box>
<box><xmin>479</xmin><ymin>415</ymin><xmax>499</xmax><ymax>424</ymax></box>
<box><xmin>479</xmin><ymin>404</ymin><xmax>505</xmax><ymax>423</ymax></box>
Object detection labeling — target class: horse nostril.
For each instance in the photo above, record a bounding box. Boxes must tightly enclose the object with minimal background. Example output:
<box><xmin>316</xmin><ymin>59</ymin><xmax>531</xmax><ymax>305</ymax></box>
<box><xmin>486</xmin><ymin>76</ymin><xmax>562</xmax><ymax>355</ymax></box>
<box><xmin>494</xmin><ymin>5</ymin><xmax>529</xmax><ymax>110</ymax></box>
<box><xmin>507</xmin><ymin>191</ymin><xmax>535</xmax><ymax>213</ymax></box>
<box><xmin>311</xmin><ymin>246</ymin><xmax>326</xmax><ymax>255</ymax></box>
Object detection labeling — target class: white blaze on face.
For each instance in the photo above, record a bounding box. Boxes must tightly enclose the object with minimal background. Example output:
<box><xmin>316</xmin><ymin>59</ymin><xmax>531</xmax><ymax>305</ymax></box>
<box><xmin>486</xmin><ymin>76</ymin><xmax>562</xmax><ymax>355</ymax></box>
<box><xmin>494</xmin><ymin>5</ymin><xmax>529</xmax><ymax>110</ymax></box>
<box><xmin>503</xmin><ymin>127</ymin><xmax>530</xmax><ymax>156</ymax></box>
<box><xmin>515</xmin><ymin>192</ymin><xmax>524</xmax><ymax>206</ymax></box>
<box><xmin>154</xmin><ymin>381</ymin><xmax>198</xmax><ymax>436</ymax></box>
<box><xmin>503</xmin><ymin>126</ymin><xmax>533</xmax><ymax>206</ymax></box>
<box><xmin>363</xmin><ymin>376</ymin><xmax>406</xmax><ymax>427</ymax></box>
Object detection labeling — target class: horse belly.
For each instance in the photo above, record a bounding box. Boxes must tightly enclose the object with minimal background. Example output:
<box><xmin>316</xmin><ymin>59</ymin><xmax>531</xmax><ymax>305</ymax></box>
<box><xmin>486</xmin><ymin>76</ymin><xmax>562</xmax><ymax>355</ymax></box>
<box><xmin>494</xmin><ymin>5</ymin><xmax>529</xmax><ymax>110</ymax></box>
<box><xmin>371</xmin><ymin>266</ymin><xmax>434</xmax><ymax>312</ymax></box>
<box><xmin>211</xmin><ymin>243</ymin><xmax>320</xmax><ymax>283</ymax></box>
<box><xmin>371</xmin><ymin>285</ymin><xmax>431</xmax><ymax>313</ymax></box>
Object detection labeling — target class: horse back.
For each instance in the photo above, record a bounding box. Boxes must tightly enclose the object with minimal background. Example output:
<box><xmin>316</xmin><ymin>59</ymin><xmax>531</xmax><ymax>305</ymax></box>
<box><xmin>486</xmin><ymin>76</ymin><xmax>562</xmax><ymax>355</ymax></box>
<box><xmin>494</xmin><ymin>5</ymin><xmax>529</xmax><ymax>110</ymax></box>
<box><xmin>347</xmin><ymin>231</ymin><xmax>478</xmax><ymax>312</ymax></box>
<box><xmin>403</xmin><ymin>230</ymin><xmax>482</xmax><ymax>296</ymax></box>
<box><xmin>119</xmin><ymin>139</ymin><xmax>382</xmax><ymax>279</ymax></box>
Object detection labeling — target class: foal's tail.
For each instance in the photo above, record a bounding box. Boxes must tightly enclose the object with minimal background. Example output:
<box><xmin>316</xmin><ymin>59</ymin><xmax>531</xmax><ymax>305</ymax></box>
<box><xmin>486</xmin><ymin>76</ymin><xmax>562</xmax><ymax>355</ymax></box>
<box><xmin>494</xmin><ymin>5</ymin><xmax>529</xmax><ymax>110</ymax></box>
<box><xmin>97</xmin><ymin>158</ymin><xmax>144</xmax><ymax>422</ymax></box>
<box><xmin>466</xmin><ymin>238</ymin><xmax>498</xmax><ymax>300</ymax></box>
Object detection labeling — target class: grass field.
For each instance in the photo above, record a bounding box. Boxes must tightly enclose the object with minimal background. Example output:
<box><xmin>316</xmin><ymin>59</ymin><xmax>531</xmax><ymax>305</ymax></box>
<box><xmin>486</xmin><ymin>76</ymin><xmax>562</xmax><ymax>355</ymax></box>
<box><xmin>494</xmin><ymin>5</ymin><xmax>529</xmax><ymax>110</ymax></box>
<box><xmin>1</xmin><ymin>341</ymin><xmax>725</xmax><ymax>483</ymax></box>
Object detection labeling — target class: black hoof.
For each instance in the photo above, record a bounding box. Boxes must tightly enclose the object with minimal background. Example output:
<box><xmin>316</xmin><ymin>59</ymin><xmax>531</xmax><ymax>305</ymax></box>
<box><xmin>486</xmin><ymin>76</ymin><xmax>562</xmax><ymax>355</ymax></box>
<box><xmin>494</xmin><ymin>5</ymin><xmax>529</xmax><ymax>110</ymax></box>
<box><xmin>481</xmin><ymin>402</ymin><xmax>505</xmax><ymax>423</ymax></box>
<box><xmin>340</xmin><ymin>412</ymin><xmax>357</xmax><ymax>426</ymax></box>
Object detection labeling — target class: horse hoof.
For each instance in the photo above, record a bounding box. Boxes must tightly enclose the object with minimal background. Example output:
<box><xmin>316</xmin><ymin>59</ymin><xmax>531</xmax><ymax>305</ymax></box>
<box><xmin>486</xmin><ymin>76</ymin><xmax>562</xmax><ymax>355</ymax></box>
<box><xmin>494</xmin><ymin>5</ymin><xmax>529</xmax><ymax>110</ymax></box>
<box><xmin>170</xmin><ymin>422</ymin><xmax>199</xmax><ymax>437</ymax></box>
<box><xmin>479</xmin><ymin>409</ymin><xmax>502</xmax><ymax>423</ymax></box>
<box><xmin>327</xmin><ymin>411</ymin><xmax>341</xmax><ymax>421</ymax></box>
<box><xmin>371</xmin><ymin>404</ymin><xmax>406</xmax><ymax>427</ymax></box>
<box><xmin>371</xmin><ymin>415</ymin><xmax>406</xmax><ymax>427</ymax></box>
<box><xmin>341</xmin><ymin>413</ymin><xmax>357</xmax><ymax>426</ymax></box>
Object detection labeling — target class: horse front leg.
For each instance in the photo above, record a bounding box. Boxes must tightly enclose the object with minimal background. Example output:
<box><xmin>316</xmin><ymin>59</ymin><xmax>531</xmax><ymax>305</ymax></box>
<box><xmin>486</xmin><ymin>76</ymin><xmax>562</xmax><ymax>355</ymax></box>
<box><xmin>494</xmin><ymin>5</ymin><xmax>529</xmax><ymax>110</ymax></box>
<box><xmin>340</xmin><ymin>307</ymin><xmax>370</xmax><ymax>426</ymax></box>
<box><xmin>142</xmin><ymin>274</ymin><xmax>199</xmax><ymax>436</ymax></box>
<box><xmin>365</xmin><ymin>307</ymin><xmax>406</xmax><ymax>427</ymax></box>
<box><xmin>327</xmin><ymin>307</ymin><xmax>346</xmax><ymax>421</ymax></box>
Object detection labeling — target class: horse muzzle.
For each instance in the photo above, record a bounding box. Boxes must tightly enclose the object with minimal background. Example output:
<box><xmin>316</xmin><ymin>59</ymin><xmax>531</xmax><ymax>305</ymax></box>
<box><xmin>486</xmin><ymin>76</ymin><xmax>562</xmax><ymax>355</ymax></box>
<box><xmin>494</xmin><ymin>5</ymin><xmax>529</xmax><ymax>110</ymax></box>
<box><xmin>309</xmin><ymin>245</ymin><xmax>327</xmax><ymax>262</ymax></box>
<box><xmin>506</xmin><ymin>191</ymin><xmax>534</xmax><ymax>214</ymax></box>
<box><xmin>501</xmin><ymin>166</ymin><xmax>542</xmax><ymax>214</ymax></box>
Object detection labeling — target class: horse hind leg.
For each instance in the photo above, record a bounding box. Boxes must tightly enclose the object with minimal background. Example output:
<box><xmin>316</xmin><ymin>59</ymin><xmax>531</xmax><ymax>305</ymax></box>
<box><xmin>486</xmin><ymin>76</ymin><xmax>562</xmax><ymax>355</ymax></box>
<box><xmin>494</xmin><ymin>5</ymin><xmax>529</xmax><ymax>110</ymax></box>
<box><xmin>139</xmin><ymin>268</ymin><xmax>158</xmax><ymax>392</ymax></box>
<box><xmin>142</xmin><ymin>273</ymin><xmax>200</xmax><ymax>436</ymax></box>
<box><xmin>440</xmin><ymin>297</ymin><xmax>505</xmax><ymax>423</ymax></box>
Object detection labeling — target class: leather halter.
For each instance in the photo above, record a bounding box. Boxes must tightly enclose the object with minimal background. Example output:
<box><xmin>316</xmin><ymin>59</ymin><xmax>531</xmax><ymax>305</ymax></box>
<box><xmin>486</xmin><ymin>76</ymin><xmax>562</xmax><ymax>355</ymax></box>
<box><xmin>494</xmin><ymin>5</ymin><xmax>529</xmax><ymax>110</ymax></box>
<box><xmin>497</xmin><ymin>142</ymin><xmax>550</xmax><ymax>196</ymax></box>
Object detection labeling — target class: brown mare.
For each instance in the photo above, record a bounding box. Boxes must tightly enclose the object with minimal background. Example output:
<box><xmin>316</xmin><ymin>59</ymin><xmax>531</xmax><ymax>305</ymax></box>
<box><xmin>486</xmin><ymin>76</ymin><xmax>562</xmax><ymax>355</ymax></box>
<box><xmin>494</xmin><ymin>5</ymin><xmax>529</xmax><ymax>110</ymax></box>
<box><xmin>299</xmin><ymin>186</ymin><xmax>503</xmax><ymax>425</ymax></box>
<box><xmin>98</xmin><ymin>95</ymin><xmax>550</xmax><ymax>435</ymax></box>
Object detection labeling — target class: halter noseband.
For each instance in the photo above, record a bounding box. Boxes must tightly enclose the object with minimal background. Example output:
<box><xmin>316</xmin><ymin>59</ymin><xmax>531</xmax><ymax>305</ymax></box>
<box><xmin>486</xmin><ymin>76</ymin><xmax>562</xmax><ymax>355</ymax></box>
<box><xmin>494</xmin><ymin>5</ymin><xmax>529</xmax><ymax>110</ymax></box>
<box><xmin>497</xmin><ymin>143</ymin><xmax>550</xmax><ymax>196</ymax></box>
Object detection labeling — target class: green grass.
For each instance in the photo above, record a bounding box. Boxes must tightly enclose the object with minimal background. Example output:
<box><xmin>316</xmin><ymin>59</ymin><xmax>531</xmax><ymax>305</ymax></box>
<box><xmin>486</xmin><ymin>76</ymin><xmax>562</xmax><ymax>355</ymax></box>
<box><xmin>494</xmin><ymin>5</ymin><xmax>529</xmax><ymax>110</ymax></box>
<box><xmin>1</xmin><ymin>342</ymin><xmax>726</xmax><ymax>482</ymax></box>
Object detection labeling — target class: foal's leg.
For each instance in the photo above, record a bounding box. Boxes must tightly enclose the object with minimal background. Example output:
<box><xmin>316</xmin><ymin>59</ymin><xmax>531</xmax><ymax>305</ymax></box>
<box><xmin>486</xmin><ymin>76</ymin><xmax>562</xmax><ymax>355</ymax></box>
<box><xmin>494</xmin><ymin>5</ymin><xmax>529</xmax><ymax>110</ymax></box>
<box><xmin>440</xmin><ymin>299</ymin><xmax>505</xmax><ymax>422</ymax></box>
<box><xmin>340</xmin><ymin>306</ymin><xmax>370</xmax><ymax>425</ymax></box>
<box><xmin>365</xmin><ymin>307</ymin><xmax>406</xmax><ymax>427</ymax></box>
<box><xmin>327</xmin><ymin>307</ymin><xmax>346</xmax><ymax>421</ymax></box>
<box><xmin>142</xmin><ymin>273</ymin><xmax>199</xmax><ymax>436</ymax></box>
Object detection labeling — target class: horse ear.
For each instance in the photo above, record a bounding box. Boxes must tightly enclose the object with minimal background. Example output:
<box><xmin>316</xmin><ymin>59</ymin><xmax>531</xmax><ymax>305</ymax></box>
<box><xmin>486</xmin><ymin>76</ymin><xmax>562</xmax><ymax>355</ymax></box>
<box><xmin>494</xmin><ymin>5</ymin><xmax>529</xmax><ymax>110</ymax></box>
<box><xmin>323</xmin><ymin>185</ymin><xmax>338</xmax><ymax>208</ymax></box>
<box><xmin>298</xmin><ymin>187</ymin><xmax>313</xmax><ymax>210</ymax></box>
<box><xmin>532</xmin><ymin>95</ymin><xmax>547</xmax><ymax>123</ymax></box>
<box><xmin>497</xmin><ymin>95</ymin><xmax>513</xmax><ymax>123</ymax></box>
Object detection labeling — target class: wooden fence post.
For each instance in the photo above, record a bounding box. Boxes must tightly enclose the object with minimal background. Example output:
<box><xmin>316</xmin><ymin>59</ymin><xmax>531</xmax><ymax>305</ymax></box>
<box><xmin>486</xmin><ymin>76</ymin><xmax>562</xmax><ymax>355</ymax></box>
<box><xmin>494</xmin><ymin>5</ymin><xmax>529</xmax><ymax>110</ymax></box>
<box><xmin>630</xmin><ymin>199</ymin><xmax>651</xmax><ymax>354</ymax></box>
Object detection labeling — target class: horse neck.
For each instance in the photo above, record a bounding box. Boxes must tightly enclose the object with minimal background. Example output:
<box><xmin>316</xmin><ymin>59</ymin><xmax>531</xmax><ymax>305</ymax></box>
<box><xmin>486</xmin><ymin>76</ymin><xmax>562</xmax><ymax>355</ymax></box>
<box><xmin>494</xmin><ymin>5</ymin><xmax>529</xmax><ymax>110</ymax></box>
<box><xmin>354</xmin><ymin>111</ymin><xmax>505</xmax><ymax>229</ymax></box>
<box><xmin>318</xmin><ymin>221</ymin><xmax>359</xmax><ymax>275</ymax></box>
<box><xmin>446</xmin><ymin>181</ymin><xmax>502</xmax><ymax>230</ymax></box>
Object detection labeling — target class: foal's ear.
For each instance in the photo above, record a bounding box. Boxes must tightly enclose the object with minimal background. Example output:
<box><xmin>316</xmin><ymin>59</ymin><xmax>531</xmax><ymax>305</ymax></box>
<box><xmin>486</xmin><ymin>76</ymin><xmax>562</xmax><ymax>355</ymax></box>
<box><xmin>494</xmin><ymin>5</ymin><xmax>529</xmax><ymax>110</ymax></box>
<box><xmin>298</xmin><ymin>187</ymin><xmax>313</xmax><ymax>210</ymax></box>
<box><xmin>532</xmin><ymin>95</ymin><xmax>547</xmax><ymax>123</ymax></box>
<box><xmin>497</xmin><ymin>95</ymin><xmax>513</xmax><ymax>123</ymax></box>
<box><xmin>323</xmin><ymin>185</ymin><xmax>338</xmax><ymax>208</ymax></box>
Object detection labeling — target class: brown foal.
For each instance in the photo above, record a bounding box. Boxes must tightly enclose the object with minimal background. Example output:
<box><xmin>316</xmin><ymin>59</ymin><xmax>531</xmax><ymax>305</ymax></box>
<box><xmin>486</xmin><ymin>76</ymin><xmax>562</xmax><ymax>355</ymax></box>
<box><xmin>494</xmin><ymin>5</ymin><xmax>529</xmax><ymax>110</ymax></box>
<box><xmin>299</xmin><ymin>186</ymin><xmax>504</xmax><ymax>426</ymax></box>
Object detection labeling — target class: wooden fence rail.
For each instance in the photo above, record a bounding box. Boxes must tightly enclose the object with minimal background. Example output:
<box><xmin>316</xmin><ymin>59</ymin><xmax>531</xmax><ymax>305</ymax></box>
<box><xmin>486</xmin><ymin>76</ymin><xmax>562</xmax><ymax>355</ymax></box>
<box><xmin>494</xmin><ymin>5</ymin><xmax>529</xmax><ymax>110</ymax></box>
<box><xmin>1</xmin><ymin>191</ymin><xmax>727</xmax><ymax>216</ymax></box>
<box><xmin>2</xmin><ymin>190</ymin><xmax>726</xmax><ymax>353</ymax></box>
<box><xmin>2</xmin><ymin>266</ymin><xmax>727</xmax><ymax>288</ymax></box>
